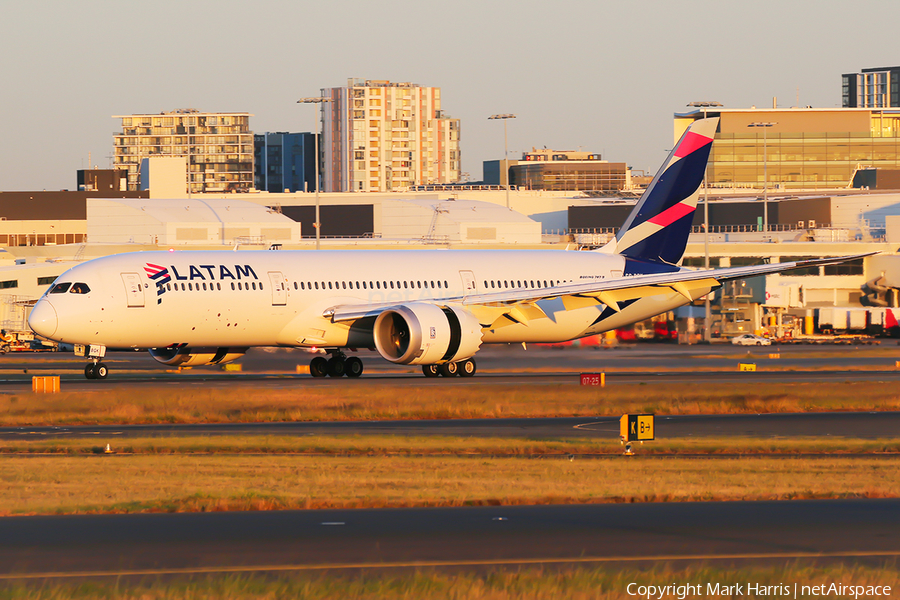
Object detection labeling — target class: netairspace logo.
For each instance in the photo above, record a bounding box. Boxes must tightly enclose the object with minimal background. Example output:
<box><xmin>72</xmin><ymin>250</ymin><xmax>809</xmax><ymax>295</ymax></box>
<box><xmin>625</xmin><ymin>582</ymin><xmax>892</xmax><ymax>599</ymax></box>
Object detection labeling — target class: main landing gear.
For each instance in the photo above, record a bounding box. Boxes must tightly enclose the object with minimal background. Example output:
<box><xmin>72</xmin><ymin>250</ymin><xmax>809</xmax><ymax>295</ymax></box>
<box><xmin>422</xmin><ymin>359</ymin><xmax>476</xmax><ymax>378</ymax></box>
<box><xmin>309</xmin><ymin>350</ymin><xmax>363</xmax><ymax>378</ymax></box>
<box><xmin>84</xmin><ymin>361</ymin><xmax>109</xmax><ymax>380</ymax></box>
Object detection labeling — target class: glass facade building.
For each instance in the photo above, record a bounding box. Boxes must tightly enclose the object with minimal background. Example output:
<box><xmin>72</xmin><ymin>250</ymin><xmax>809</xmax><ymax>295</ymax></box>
<box><xmin>675</xmin><ymin>108</ymin><xmax>900</xmax><ymax>190</ymax></box>
<box><xmin>254</xmin><ymin>132</ymin><xmax>316</xmax><ymax>193</ymax></box>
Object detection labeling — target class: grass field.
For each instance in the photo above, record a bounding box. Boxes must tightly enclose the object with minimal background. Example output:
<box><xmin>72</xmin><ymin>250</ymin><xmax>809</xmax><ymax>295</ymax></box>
<box><xmin>1</xmin><ymin>563</ymin><xmax>897</xmax><ymax>599</ymax></box>
<box><xmin>3</xmin><ymin>380</ymin><xmax>900</xmax><ymax>425</ymax></box>
<box><xmin>1</xmin><ymin>451</ymin><xmax>897</xmax><ymax>515</ymax></box>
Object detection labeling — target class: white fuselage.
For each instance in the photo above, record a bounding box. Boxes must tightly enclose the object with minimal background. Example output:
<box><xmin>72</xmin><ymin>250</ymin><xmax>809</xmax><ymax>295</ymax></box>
<box><xmin>30</xmin><ymin>249</ymin><xmax>694</xmax><ymax>350</ymax></box>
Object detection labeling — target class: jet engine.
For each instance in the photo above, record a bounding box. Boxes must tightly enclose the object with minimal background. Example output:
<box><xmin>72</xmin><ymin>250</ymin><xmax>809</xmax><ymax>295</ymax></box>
<box><xmin>148</xmin><ymin>346</ymin><xmax>247</xmax><ymax>367</ymax></box>
<box><xmin>373</xmin><ymin>303</ymin><xmax>482</xmax><ymax>365</ymax></box>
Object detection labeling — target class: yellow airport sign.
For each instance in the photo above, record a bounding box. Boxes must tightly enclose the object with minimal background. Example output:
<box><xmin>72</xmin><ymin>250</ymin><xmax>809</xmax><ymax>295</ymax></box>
<box><xmin>620</xmin><ymin>414</ymin><xmax>654</xmax><ymax>441</ymax></box>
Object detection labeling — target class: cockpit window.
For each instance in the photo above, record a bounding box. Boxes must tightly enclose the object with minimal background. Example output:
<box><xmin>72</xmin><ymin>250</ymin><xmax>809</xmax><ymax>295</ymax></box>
<box><xmin>49</xmin><ymin>282</ymin><xmax>71</xmax><ymax>294</ymax></box>
<box><xmin>69</xmin><ymin>283</ymin><xmax>91</xmax><ymax>294</ymax></box>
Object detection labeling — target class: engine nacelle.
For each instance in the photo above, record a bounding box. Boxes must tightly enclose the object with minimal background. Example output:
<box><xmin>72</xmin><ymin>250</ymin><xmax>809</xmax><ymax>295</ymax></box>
<box><xmin>373</xmin><ymin>303</ymin><xmax>482</xmax><ymax>365</ymax></box>
<box><xmin>148</xmin><ymin>346</ymin><xmax>247</xmax><ymax>367</ymax></box>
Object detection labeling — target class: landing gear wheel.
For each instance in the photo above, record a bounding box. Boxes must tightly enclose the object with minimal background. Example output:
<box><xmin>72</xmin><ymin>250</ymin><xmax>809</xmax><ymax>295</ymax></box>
<box><xmin>345</xmin><ymin>356</ymin><xmax>363</xmax><ymax>378</ymax></box>
<box><xmin>95</xmin><ymin>363</ymin><xmax>109</xmax><ymax>379</ymax></box>
<box><xmin>309</xmin><ymin>356</ymin><xmax>328</xmax><ymax>378</ymax></box>
<box><xmin>326</xmin><ymin>357</ymin><xmax>346</xmax><ymax>377</ymax></box>
<box><xmin>84</xmin><ymin>364</ymin><xmax>96</xmax><ymax>379</ymax></box>
<box><xmin>422</xmin><ymin>364</ymin><xmax>440</xmax><ymax>378</ymax></box>
<box><xmin>458</xmin><ymin>359</ymin><xmax>476</xmax><ymax>377</ymax></box>
<box><xmin>438</xmin><ymin>362</ymin><xmax>458</xmax><ymax>377</ymax></box>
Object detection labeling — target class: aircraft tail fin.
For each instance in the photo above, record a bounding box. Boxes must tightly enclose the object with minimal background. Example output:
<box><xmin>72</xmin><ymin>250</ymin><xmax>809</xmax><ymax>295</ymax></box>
<box><xmin>608</xmin><ymin>117</ymin><xmax>718</xmax><ymax>264</ymax></box>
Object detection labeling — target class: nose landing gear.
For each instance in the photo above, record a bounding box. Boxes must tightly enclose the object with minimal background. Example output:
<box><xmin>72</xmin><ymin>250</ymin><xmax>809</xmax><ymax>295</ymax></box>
<box><xmin>78</xmin><ymin>344</ymin><xmax>109</xmax><ymax>380</ymax></box>
<box><xmin>84</xmin><ymin>361</ymin><xmax>108</xmax><ymax>380</ymax></box>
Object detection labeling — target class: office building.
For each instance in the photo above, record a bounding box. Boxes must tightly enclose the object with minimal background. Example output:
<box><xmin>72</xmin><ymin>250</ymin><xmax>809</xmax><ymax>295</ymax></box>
<box><xmin>508</xmin><ymin>149</ymin><xmax>628</xmax><ymax>192</ymax></box>
<box><xmin>675</xmin><ymin>107</ymin><xmax>900</xmax><ymax>190</ymax></box>
<box><xmin>842</xmin><ymin>66</ymin><xmax>900</xmax><ymax>108</ymax></box>
<box><xmin>254</xmin><ymin>132</ymin><xmax>316</xmax><ymax>193</ymax></box>
<box><xmin>113</xmin><ymin>109</ymin><xmax>254</xmax><ymax>193</ymax></box>
<box><xmin>321</xmin><ymin>79</ymin><xmax>460</xmax><ymax>192</ymax></box>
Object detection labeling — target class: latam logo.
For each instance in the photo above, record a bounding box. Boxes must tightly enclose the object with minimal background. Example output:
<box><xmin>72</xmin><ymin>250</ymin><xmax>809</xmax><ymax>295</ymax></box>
<box><xmin>144</xmin><ymin>263</ymin><xmax>259</xmax><ymax>304</ymax></box>
<box><xmin>144</xmin><ymin>263</ymin><xmax>171</xmax><ymax>304</ymax></box>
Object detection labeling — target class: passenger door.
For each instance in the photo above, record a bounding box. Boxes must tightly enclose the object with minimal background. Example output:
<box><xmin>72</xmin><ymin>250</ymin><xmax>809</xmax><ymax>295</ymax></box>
<box><xmin>459</xmin><ymin>270</ymin><xmax>477</xmax><ymax>296</ymax></box>
<box><xmin>121</xmin><ymin>273</ymin><xmax>145</xmax><ymax>308</ymax></box>
<box><xmin>268</xmin><ymin>271</ymin><xmax>287</xmax><ymax>306</ymax></box>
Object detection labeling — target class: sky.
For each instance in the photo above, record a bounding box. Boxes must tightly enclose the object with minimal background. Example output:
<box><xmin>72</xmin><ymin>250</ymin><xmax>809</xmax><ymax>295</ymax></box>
<box><xmin>0</xmin><ymin>0</ymin><xmax>897</xmax><ymax>191</ymax></box>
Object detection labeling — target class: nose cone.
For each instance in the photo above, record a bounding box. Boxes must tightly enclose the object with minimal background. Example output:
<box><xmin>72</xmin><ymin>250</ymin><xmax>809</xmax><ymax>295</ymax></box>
<box><xmin>29</xmin><ymin>300</ymin><xmax>58</xmax><ymax>339</ymax></box>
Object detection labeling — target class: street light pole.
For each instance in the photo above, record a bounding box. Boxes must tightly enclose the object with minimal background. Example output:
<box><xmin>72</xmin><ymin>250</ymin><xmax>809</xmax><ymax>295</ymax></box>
<box><xmin>687</xmin><ymin>101</ymin><xmax>722</xmax><ymax>343</ymax></box>
<box><xmin>488</xmin><ymin>114</ymin><xmax>516</xmax><ymax>209</ymax></box>
<box><xmin>297</xmin><ymin>96</ymin><xmax>332</xmax><ymax>250</ymax></box>
<box><xmin>747</xmin><ymin>122</ymin><xmax>776</xmax><ymax>234</ymax></box>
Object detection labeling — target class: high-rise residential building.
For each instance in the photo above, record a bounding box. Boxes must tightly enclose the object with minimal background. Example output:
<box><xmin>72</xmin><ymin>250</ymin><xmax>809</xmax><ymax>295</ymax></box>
<box><xmin>321</xmin><ymin>79</ymin><xmax>460</xmax><ymax>192</ymax></box>
<box><xmin>254</xmin><ymin>132</ymin><xmax>316</xmax><ymax>193</ymax></box>
<box><xmin>842</xmin><ymin>67</ymin><xmax>900</xmax><ymax>108</ymax></box>
<box><xmin>113</xmin><ymin>109</ymin><xmax>254</xmax><ymax>193</ymax></box>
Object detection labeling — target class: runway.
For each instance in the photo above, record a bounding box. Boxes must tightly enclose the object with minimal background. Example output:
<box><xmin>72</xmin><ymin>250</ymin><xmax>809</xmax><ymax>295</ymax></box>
<box><xmin>1</xmin><ymin>499</ymin><xmax>899</xmax><ymax>578</ymax></box>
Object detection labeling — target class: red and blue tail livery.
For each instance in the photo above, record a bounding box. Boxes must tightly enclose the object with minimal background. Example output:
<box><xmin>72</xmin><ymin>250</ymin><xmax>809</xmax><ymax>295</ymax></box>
<box><xmin>612</xmin><ymin>117</ymin><xmax>718</xmax><ymax>266</ymax></box>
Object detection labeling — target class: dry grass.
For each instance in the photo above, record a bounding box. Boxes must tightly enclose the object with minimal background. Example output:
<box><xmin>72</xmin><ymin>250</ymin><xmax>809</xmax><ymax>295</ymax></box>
<box><xmin>3</xmin><ymin>381</ymin><xmax>900</xmax><ymax>425</ymax></box>
<box><xmin>2</xmin><ymin>434</ymin><xmax>900</xmax><ymax>456</ymax></box>
<box><xmin>1</xmin><ymin>454</ymin><xmax>898</xmax><ymax>516</ymax></box>
<box><xmin>1</xmin><ymin>563</ymin><xmax>898</xmax><ymax>600</ymax></box>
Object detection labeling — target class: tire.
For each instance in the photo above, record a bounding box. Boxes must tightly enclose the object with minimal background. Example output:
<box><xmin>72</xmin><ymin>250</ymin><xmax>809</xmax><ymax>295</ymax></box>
<box><xmin>458</xmin><ymin>359</ymin><xmax>477</xmax><ymax>377</ymax></box>
<box><xmin>84</xmin><ymin>364</ymin><xmax>96</xmax><ymax>379</ymax></box>
<box><xmin>0</xmin><ymin>344</ymin><xmax>8</xmax><ymax>355</ymax></box>
<box><xmin>422</xmin><ymin>364</ymin><xmax>440</xmax><ymax>377</ymax></box>
<box><xmin>95</xmin><ymin>363</ymin><xmax>109</xmax><ymax>379</ymax></box>
<box><xmin>326</xmin><ymin>357</ymin><xmax>346</xmax><ymax>377</ymax></box>
<box><xmin>309</xmin><ymin>356</ymin><xmax>328</xmax><ymax>378</ymax></box>
<box><xmin>438</xmin><ymin>362</ymin><xmax>458</xmax><ymax>377</ymax></box>
<box><xmin>345</xmin><ymin>356</ymin><xmax>363</xmax><ymax>378</ymax></box>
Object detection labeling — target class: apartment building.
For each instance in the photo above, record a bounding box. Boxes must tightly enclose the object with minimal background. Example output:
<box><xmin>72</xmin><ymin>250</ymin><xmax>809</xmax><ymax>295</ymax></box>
<box><xmin>321</xmin><ymin>79</ymin><xmax>460</xmax><ymax>192</ymax></box>
<box><xmin>843</xmin><ymin>66</ymin><xmax>900</xmax><ymax>108</ymax></box>
<box><xmin>113</xmin><ymin>109</ymin><xmax>254</xmax><ymax>193</ymax></box>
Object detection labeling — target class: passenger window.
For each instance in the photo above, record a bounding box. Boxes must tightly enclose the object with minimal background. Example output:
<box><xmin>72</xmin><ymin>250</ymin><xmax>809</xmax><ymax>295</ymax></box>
<box><xmin>491</xmin><ymin>281</ymin><xmax>495</xmax><ymax>288</ymax></box>
<box><xmin>166</xmin><ymin>283</ymin><xmax>171</xmax><ymax>291</ymax></box>
<box><xmin>294</xmin><ymin>282</ymin><xmax>298</xmax><ymax>290</ymax></box>
<box><xmin>376</xmin><ymin>281</ymin><xmax>381</xmax><ymax>289</ymax></box>
<box><xmin>217</xmin><ymin>283</ymin><xmax>221</xmax><ymax>291</ymax></box>
<box><xmin>188</xmin><ymin>283</ymin><xmax>193</xmax><ymax>291</ymax></box>
<box><xmin>389</xmin><ymin>281</ymin><xmax>394</xmax><ymax>289</ymax></box>
<box><xmin>416</xmin><ymin>281</ymin><xmax>421</xmax><ymax>289</ymax></box>
<box><xmin>259</xmin><ymin>283</ymin><xmax>263</xmax><ymax>291</ymax></box>
<box><xmin>403</xmin><ymin>281</ymin><xmax>407</xmax><ymax>289</ymax></box>
<box><xmin>202</xmin><ymin>283</ymin><xmax>207</xmax><ymax>291</ymax></box>
<box><xmin>342</xmin><ymin>281</ymin><xmax>346</xmax><ymax>289</ymax></box>
<box><xmin>362</xmin><ymin>281</ymin><xmax>367</xmax><ymax>289</ymax></box>
<box><xmin>50</xmin><ymin>282</ymin><xmax>71</xmax><ymax>294</ymax></box>
<box><xmin>181</xmin><ymin>283</ymin><xmax>186</xmax><ymax>291</ymax></box>
<box><xmin>252</xmin><ymin>282</ymin><xmax>257</xmax><ymax>290</ymax></box>
<box><xmin>238</xmin><ymin>282</ymin><xmax>242</xmax><ymax>290</ymax></box>
<box><xmin>355</xmin><ymin>281</ymin><xmax>360</xmax><ymax>289</ymax></box>
<box><xmin>328</xmin><ymin>282</ymin><xmax>332</xmax><ymax>290</ymax></box>
<box><xmin>231</xmin><ymin>282</ymin><xmax>235</xmax><ymax>290</ymax></box>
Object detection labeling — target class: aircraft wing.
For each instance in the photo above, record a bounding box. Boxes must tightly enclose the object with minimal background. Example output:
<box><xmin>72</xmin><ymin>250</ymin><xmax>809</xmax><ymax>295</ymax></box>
<box><xmin>325</xmin><ymin>252</ymin><xmax>875</xmax><ymax>325</ymax></box>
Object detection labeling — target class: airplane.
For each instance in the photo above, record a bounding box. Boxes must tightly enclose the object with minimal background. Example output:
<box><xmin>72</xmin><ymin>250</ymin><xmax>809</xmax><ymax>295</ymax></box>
<box><xmin>28</xmin><ymin>117</ymin><xmax>870</xmax><ymax>380</ymax></box>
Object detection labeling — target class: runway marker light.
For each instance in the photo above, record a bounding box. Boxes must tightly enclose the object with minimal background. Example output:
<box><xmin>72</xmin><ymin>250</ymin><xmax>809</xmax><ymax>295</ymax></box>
<box><xmin>739</xmin><ymin>363</ymin><xmax>757</xmax><ymax>371</ymax></box>
<box><xmin>222</xmin><ymin>363</ymin><xmax>242</xmax><ymax>372</ymax></box>
<box><xmin>769</xmin><ymin>353</ymin><xmax>780</xmax><ymax>359</ymax></box>
<box><xmin>104</xmin><ymin>443</ymin><xmax>114</xmax><ymax>454</ymax></box>
<box><xmin>580</xmin><ymin>373</ymin><xmax>605</xmax><ymax>387</ymax></box>
<box><xmin>296</xmin><ymin>364</ymin><xmax>311</xmax><ymax>374</ymax></box>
